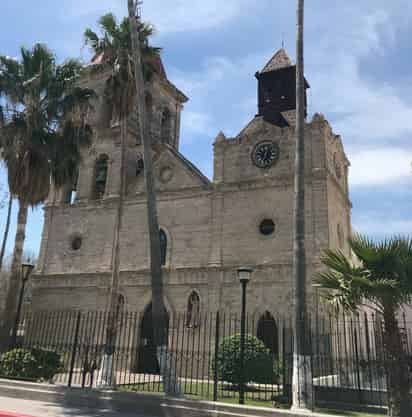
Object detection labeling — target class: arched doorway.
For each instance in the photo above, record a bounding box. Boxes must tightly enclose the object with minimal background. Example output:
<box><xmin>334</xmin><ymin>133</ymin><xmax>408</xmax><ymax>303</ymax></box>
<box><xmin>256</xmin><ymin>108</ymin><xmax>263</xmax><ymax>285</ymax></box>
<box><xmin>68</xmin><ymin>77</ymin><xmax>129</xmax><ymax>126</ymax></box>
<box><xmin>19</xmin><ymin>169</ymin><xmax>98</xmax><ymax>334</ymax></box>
<box><xmin>136</xmin><ymin>302</ymin><xmax>169</xmax><ymax>374</ymax></box>
<box><xmin>257</xmin><ymin>312</ymin><xmax>279</xmax><ymax>357</ymax></box>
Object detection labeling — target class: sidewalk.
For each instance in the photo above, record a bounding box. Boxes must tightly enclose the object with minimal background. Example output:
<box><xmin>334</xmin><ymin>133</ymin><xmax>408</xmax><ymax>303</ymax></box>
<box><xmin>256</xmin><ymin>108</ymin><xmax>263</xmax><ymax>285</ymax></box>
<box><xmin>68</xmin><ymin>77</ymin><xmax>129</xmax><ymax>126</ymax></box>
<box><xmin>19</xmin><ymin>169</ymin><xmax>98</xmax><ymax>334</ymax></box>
<box><xmin>0</xmin><ymin>396</ymin><xmax>152</xmax><ymax>417</ymax></box>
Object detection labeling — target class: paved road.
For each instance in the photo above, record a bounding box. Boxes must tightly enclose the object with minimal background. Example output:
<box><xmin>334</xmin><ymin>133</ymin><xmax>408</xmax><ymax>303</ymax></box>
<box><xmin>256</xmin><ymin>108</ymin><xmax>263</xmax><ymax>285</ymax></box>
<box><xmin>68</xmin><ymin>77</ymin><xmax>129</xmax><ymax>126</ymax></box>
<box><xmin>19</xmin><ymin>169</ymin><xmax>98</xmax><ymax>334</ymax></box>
<box><xmin>0</xmin><ymin>396</ymin><xmax>158</xmax><ymax>417</ymax></box>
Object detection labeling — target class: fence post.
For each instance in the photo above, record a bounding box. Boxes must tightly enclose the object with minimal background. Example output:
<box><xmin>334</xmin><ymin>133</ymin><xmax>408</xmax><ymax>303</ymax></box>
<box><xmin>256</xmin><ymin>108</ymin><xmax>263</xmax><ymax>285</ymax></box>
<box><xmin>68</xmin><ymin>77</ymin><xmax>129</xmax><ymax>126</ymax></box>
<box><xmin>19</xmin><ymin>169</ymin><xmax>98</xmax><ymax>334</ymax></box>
<box><xmin>213</xmin><ymin>311</ymin><xmax>220</xmax><ymax>402</ymax></box>
<box><xmin>68</xmin><ymin>311</ymin><xmax>82</xmax><ymax>388</ymax></box>
<box><xmin>353</xmin><ymin>315</ymin><xmax>362</xmax><ymax>404</ymax></box>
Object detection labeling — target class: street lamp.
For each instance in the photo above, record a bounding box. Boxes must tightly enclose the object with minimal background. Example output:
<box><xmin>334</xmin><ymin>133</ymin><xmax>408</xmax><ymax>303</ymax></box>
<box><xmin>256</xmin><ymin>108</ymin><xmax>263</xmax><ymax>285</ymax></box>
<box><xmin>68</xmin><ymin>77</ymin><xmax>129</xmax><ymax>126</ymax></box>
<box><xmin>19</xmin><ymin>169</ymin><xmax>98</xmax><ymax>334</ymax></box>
<box><xmin>237</xmin><ymin>266</ymin><xmax>253</xmax><ymax>405</ymax></box>
<box><xmin>11</xmin><ymin>262</ymin><xmax>35</xmax><ymax>347</ymax></box>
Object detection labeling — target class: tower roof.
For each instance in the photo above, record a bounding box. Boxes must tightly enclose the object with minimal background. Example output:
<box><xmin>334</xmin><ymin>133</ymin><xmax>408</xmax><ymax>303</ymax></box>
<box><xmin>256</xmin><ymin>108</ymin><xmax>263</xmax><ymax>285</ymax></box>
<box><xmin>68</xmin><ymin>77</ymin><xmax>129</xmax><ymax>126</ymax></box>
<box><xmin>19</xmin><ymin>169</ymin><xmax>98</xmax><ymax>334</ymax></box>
<box><xmin>261</xmin><ymin>48</ymin><xmax>293</xmax><ymax>73</ymax></box>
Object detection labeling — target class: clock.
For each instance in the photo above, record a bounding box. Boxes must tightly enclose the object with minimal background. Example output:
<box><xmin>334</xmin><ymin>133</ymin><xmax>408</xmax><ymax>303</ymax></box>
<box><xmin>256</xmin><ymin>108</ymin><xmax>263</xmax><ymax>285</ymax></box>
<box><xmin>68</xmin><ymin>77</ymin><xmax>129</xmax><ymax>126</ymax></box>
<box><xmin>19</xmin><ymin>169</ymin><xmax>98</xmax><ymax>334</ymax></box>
<box><xmin>252</xmin><ymin>141</ymin><xmax>280</xmax><ymax>168</ymax></box>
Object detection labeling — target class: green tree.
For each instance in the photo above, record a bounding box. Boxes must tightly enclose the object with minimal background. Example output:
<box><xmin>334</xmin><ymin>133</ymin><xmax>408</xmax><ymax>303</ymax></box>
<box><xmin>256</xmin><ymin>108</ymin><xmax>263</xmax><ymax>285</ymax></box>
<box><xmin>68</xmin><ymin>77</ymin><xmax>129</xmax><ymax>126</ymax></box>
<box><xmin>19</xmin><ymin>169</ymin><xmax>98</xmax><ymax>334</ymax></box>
<box><xmin>0</xmin><ymin>44</ymin><xmax>93</xmax><ymax>348</ymax></box>
<box><xmin>316</xmin><ymin>235</ymin><xmax>412</xmax><ymax>417</ymax></box>
<box><xmin>213</xmin><ymin>334</ymin><xmax>281</xmax><ymax>386</ymax></box>
<box><xmin>84</xmin><ymin>12</ymin><xmax>161</xmax><ymax>120</ymax></box>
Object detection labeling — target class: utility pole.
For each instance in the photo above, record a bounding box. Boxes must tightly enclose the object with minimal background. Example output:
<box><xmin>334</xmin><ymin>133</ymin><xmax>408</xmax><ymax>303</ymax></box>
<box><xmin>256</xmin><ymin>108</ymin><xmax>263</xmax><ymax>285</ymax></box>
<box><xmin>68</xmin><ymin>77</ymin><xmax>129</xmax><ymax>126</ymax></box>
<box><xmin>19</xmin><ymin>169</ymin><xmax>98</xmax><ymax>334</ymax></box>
<box><xmin>292</xmin><ymin>0</ymin><xmax>313</xmax><ymax>410</ymax></box>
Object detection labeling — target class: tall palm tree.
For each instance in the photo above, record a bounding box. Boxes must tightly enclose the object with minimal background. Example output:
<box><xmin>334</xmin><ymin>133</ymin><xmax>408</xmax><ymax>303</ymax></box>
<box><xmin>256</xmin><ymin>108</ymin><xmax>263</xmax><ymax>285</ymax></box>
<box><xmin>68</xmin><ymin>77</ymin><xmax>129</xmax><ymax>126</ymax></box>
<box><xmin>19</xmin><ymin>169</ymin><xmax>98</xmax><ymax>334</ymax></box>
<box><xmin>84</xmin><ymin>12</ymin><xmax>162</xmax><ymax>387</ymax></box>
<box><xmin>0</xmin><ymin>194</ymin><xmax>12</xmax><ymax>271</ymax></box>
<box><xmin>292</xmin><ymin>0</ymin><xmax>312</xmax><ymax>410</ymax></box>
<box><xmin>0</xmin><ymin>108</ymin><xmax>14</xmax><ymax>273</ymax></box>
<box><xmin>127</xmin><ymin>1</ymin><xmax>179</xmax><ymax>395</ymax></box>
<box><xmin>0</xmin><ymin>44</ymin><xmax>94</xmax><ymax>348</ymax></box>
<box><xmin>316</xmin><ymin>235</ymin><xmax>412</xmax><ymax>417</ymax></box>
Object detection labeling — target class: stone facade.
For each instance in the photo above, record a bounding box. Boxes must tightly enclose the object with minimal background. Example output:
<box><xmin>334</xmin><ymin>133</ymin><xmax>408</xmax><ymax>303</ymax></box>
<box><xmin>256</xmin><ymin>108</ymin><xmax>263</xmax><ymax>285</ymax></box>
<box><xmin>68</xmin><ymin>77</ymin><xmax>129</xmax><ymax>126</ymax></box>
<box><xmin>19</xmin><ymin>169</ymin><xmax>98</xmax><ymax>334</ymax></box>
<box><xmin>31</xmin><ymin>49</ymin><xmax>352</xmax><ymax>325</ymax></box>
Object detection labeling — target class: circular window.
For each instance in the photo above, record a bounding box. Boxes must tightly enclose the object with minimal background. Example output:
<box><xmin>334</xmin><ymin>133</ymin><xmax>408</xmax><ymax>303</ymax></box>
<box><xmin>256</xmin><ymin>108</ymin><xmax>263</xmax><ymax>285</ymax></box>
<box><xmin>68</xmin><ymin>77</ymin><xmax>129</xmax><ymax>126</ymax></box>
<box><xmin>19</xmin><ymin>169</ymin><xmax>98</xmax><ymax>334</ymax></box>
<box><xmin>71</xmin><ymin>236</ymin><xmax>82</xmax><ymax>251</ymax></box>
<box><xmin>259</xmin><ymin>219</ymin><xmax>275</xmax><ymax>236</ymax></box>
<box><xmin>160</xmin><ymin>166</ymin><xmax>173</xmax><ymax>184</ymax></box>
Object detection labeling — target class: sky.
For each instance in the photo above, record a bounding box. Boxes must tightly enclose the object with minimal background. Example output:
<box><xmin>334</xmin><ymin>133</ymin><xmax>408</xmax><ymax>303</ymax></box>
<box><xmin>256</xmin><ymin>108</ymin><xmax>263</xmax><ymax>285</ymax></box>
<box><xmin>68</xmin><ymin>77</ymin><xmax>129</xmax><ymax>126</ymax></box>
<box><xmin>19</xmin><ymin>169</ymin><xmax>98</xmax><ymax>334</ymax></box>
<box><xmin>0</xmin><ymin>0</ymin><xmax>411</xmax><ymax>257</ymax></box>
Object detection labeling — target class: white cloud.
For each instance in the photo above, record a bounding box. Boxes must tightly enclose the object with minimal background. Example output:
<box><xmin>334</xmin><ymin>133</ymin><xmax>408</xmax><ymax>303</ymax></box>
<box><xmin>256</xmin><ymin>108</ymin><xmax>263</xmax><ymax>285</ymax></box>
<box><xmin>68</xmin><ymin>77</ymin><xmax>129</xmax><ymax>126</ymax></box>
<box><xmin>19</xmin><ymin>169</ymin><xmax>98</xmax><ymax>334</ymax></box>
<box><xmin>354</xmin><ymin>218</ymin><xmax>412</xmax><ymax>236</ymax></box>
<box><xmin>144</xmin><ymin>0</ymin><xmax>253</xmax><ymax>33</ymax></box>
<box><xmin>305</xmin><ymin>7</ymin><xmax>412</xmax><ymax>144</ymax></box>
<box><xmin>63</xmin><ymin>0</ymin><xmax>125</xmax><ymax>18</ymax></box>
<box><xmin>63</xmin><ymin>0</ymin><xmax>254</xmax><ymax>33</ymax></box>
<box><xmin>349</xmin><ymin>147</ymin><xmax>412</xmax><ymax>187</ymax></box>
<box><xmin>181</xmin><ymin>111</ymin><xmax>214</xmax><ymax>139</ymax></box>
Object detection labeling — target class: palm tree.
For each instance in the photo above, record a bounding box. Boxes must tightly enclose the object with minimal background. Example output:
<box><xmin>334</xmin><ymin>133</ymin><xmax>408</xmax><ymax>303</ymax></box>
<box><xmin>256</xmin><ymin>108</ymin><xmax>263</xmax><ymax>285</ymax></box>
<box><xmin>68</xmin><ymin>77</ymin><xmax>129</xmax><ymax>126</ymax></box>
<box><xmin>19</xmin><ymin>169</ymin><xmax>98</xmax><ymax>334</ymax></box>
<box><xmin>316</xmin><ymin>235</ymin><xmax>412</xmax><ymax>417</ymax></box>
<box><xmin>292</xmin><ymin>0</ymin><xmax>312</xmax><ymax>410</ymax></box>
<box><xmin>84</xmin><ymin>12</ymin><xmax>162</xmax><ymax>387</ymax></box>
<box><xmin>0</xmin><ymin>44</ymin><xmax>94</xmax><ymax>348</ymax></box>
<box><xmin>127</xmin><ymin>1</ymin><xmax>180</xmax><ymax>395</ymax></box>
<box><xmin>0</xmin><ymin>194</ymin><xmax>12</xmax><ymax>271</ymax></box>
<box><xmin>84</xmin><ymin>13</ymin><xmax>161</xmax><ymax>120</ymax></box>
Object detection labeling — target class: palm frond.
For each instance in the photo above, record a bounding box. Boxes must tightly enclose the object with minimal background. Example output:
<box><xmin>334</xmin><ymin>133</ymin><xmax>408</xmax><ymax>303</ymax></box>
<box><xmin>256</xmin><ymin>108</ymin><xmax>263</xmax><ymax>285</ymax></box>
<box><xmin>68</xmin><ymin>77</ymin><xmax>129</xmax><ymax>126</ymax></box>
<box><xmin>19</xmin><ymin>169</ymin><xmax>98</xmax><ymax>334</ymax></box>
<box><xmin>0</xmin><ymin>42</ymin><xmax>95</xmax><ymax>203</ymax></box>
<box><xmin>98</xmin><ymin>13</ymin><xmax>118</xmax><ymax>40</ymax></box>
<box><xmin>318</xmin><ymin>234</ymin><xmax>412</xmax><ymax>314</ymax></box>
<box><xmin>84</xmin><ymin>28</ymin><xmax>100</xmax><ymax>52</ymax></box>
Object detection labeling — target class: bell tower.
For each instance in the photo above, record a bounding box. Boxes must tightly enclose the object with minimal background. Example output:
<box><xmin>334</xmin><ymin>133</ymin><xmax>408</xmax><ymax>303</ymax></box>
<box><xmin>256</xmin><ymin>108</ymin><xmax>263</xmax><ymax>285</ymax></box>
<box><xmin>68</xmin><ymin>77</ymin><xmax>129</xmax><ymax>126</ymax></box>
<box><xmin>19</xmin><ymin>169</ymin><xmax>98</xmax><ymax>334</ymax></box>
<box><xmin>255</xmin><ymin>48</ymin><xmax>309</xmax><ymax>127</ymax></box>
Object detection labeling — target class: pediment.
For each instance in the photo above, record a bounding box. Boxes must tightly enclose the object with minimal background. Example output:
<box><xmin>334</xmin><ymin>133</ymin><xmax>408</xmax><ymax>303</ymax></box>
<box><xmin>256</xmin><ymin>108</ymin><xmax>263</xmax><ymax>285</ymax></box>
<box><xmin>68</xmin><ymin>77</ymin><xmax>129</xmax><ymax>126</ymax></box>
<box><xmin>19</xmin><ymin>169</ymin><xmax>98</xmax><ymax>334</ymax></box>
<box><xmin>236</xmin><ymin>116</ymin><xmax>291</xmax><ymax>145</ymax></box>
<box><xmin>133</xmin><ymin>145</ymin><xmax>211</xmax><ymax>194</ymax></box>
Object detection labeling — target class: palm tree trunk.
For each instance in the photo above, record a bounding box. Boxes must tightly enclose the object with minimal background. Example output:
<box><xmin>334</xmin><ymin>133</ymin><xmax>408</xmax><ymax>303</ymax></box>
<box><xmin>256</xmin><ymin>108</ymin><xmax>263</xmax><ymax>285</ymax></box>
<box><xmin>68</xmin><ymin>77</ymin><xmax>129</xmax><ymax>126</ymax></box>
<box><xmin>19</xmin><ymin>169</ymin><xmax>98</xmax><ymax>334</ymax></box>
<box><xmin>96</xmin><ymin>119</ymin><xmax>127</xmax><ymax>388</ymax></box>
<box><xmin>0</xmin><ymin>200</ymin><xmax>28</xmax><ymax>350</ymax></box>
<box><xmin>292</xmin><ymin>0</ymin><xmax>313</xmax><ymax>410</ymax></box>
<box><xmin>127</xmin><ymin>0</ymin><xmax>180</xmax><ymax>396</ymax></box>
<box><xmin>383</xmin><ymin>309</ymin><xmax>411</xmax><ymax>417</ymax></box>
<box><xmin>0</xmin><ymin>195</ymin><xmax>13</xmax><ymax>270</ymax></box>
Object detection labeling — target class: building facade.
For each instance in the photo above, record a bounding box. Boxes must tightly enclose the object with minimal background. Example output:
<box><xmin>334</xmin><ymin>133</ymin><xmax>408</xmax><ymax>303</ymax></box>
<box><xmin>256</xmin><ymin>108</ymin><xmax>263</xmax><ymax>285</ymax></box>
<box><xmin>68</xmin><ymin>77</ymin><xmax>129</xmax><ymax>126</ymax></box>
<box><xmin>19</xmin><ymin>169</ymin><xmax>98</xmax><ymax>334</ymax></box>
<box><xmin>31</xmin><ymin>49</ymin><xmax>352</xmax><ymax>336</ymax></box>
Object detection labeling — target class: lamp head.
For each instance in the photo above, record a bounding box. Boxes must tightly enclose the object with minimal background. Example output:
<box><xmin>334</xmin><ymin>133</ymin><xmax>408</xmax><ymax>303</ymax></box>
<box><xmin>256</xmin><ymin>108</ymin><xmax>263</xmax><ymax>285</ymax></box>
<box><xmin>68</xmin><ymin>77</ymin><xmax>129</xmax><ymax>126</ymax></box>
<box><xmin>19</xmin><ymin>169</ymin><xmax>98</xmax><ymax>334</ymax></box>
<box><xmin>21</xmin><ymin>262</ymin><xmax>35</xmax><ymax>281</ymax></box>
<box><xmin>237</xmin><ymin>266</ymin><xmax>253</xmax><ymax>285</ymax></box>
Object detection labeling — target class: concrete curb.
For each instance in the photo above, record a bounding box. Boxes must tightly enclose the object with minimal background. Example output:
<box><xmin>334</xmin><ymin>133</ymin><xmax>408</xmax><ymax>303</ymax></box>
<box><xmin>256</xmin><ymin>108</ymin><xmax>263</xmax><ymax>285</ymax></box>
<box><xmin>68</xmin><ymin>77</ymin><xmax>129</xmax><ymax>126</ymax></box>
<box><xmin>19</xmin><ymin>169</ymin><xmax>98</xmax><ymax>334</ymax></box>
<box><xmin>0</xmin><ymin>379</ymin><xmax>346</xmax><ymax>417</ymax></box>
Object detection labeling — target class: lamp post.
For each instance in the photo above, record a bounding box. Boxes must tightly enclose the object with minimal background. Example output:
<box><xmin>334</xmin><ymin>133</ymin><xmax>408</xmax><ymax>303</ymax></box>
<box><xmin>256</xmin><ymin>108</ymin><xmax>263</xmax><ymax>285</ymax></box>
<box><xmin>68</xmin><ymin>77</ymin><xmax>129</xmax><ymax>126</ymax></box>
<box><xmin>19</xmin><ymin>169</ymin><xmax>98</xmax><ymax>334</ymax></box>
<box><xmin>11</xmin><ymin>262</ymin><xmax>34</xmax><ymax>347</ymax></box>
<box><xmin>237</xmin><ymin>266</ymin><xmax>253</xmax><ymax>405</ymax></box>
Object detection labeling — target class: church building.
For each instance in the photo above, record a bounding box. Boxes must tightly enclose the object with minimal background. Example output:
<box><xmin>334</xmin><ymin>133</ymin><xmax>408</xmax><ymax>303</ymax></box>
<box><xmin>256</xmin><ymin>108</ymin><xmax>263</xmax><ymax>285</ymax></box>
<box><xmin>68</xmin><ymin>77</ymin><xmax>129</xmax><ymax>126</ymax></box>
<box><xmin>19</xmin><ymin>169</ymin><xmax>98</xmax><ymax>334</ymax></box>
<box><xmin>31</xmin><ymin>48</ymin><xmax>352</xmax><ymax>334</ymax></box>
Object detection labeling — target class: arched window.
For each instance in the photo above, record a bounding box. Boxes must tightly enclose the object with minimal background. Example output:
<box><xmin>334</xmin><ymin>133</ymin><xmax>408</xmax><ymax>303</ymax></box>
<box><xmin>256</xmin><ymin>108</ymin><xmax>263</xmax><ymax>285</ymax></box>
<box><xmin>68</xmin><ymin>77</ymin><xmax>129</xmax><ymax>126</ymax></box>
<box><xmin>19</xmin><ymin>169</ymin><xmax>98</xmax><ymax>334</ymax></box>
<box><xmin>136</xmin><ymin>154</ymin><xmax>144</xmax><ymax>176</ymax></box>
<box><xmin>94</xmin><ymin>154</ymin><xmax>109</xmax><ymax>199</ymax></box>
<box><xmin>160</xmin><ymin>108</ymin><xmax>171</xmax><ymax>144</ymax></box>
<box><xmin>257</xmin><ymin>311</ymin><xmax>279</xmax><ymax>357</ymax></box>
<box><xmin>159</xmin><ymin>229</ymin><xmax>167</xmax><ymax>266</ymax></box>
<box><xmin>63</xmin><ymin>169</ymin><xmax>79</xmax><ymax>205</ymax></box>
<box><xmin>186</xmin><ymin>291</ymin><xmax>201</xmax><ymax>328</ymax></box>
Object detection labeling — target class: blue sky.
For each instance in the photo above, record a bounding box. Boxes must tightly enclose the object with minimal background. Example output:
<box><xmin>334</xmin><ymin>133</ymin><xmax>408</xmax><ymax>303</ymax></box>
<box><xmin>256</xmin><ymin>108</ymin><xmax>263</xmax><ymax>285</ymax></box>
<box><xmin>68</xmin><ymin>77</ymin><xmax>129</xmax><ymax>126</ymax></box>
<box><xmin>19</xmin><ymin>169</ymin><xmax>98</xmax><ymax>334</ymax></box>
<box><xmin>1</xmin><ymin>0</ymin><xmax>411</xmax><ymax>257</ymax></box>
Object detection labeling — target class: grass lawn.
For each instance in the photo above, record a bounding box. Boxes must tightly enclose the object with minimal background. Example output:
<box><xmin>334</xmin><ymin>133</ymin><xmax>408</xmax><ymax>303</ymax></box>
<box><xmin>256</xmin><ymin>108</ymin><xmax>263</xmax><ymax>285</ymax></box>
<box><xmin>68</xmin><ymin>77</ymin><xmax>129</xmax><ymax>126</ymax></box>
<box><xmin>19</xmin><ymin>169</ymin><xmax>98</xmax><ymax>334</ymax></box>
<box><xmin>119</xmin><ymin>381</ymin><xmax>387</xmax><ymax>416</ymax></box>
<box><xmin>317</xmin><ymin>409</ymin><xmax>386</xmax><ymax>417</ymax></box>
<box><xmin>120</xmin><ymin>380</ymin><xmax>278</xmax><ymax>407</ymax></box>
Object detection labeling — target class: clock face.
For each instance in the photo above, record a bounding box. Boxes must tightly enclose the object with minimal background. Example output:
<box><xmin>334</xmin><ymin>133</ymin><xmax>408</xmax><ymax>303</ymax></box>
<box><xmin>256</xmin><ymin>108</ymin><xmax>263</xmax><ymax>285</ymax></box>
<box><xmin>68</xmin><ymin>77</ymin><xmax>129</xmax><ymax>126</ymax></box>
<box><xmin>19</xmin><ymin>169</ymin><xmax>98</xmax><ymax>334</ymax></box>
<box><xmin>252</xmin><ymin>141</ymin><xmax>280</xmax><ymax>168</ymax></box>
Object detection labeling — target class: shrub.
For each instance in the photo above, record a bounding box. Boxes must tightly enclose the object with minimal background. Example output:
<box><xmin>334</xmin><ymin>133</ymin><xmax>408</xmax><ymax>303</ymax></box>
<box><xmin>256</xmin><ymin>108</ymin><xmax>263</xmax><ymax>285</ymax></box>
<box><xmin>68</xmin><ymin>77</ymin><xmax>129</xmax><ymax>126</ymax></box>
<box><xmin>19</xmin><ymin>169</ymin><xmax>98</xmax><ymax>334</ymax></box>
<box><xmin>0</xmin><ymin>348</ymin><xmax>61</xmax><ymax>381</ymax></box>
<box><xmin>31</xmin><ymin>349</ymin><xmax>62</xmax><ymax>380</ymax></box>
<box><xmin>213</xmin><ymin>334</ymin><xmax>281</xmax><ymax>386</ymax></box>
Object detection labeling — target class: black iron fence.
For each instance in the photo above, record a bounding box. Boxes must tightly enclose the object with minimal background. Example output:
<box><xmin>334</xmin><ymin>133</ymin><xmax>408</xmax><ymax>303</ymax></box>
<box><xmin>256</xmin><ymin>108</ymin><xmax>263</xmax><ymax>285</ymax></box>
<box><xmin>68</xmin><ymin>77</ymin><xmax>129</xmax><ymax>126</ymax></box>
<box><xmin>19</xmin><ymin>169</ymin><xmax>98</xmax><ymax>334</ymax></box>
<box><xmin>0</xmin><ymin>309</ymin><xmax>411</xmax><ymax>409</ymax></box>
